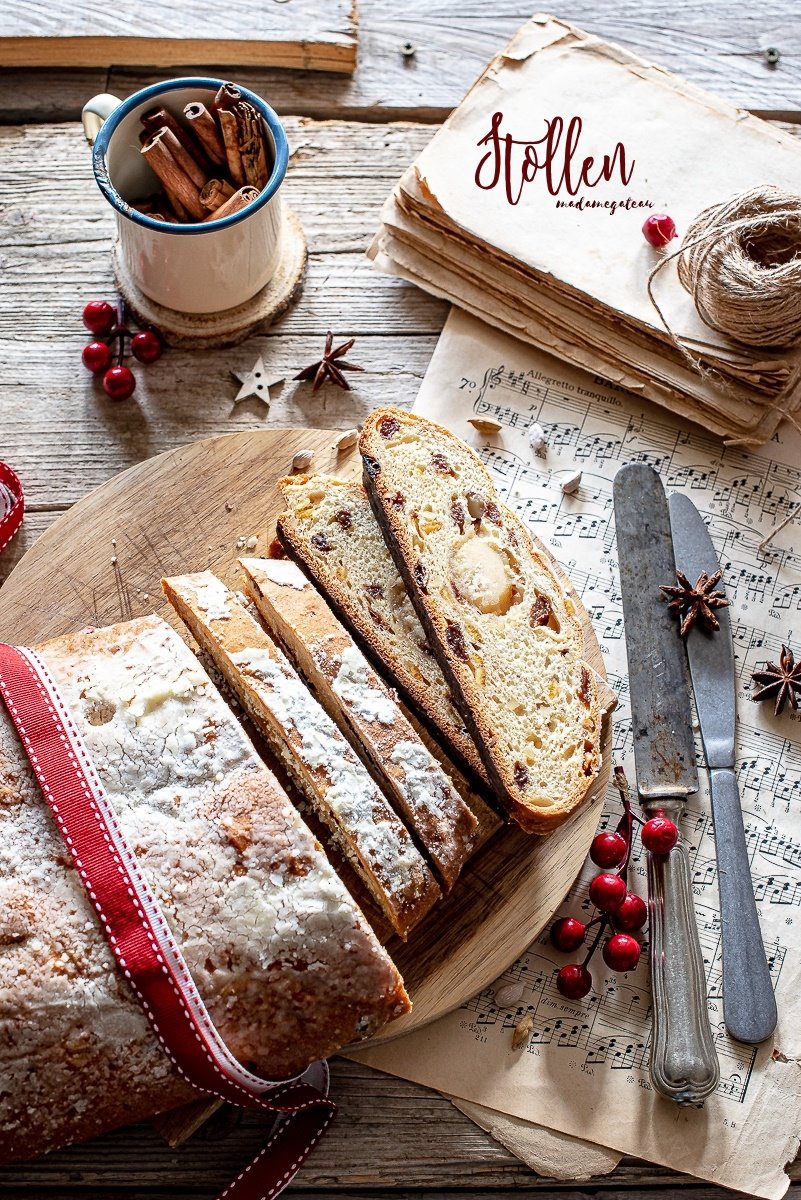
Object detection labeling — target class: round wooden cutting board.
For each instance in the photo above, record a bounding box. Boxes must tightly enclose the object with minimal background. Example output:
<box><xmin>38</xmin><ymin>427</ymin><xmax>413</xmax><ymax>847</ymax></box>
<box><xmin>0</xmin><ymin>427</ymin><xmax>611</xmax><ymax>1042</ymax></box>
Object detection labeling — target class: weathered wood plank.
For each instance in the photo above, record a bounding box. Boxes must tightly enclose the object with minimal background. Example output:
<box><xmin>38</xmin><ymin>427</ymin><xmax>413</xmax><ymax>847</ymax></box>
<box><xmin>0</xmin><ymin>1062</ymin><xmax>797</xmax><ymax>1193</ymax></box>
<box><xmin>0</xmin><ymin>0</ymin><xmax>356</xmax><ymax>71</ymax></box>
<box><xmin>0</xmin><ymin>0</ymin><xmax>797</xmax><ymax>124</ymax></box>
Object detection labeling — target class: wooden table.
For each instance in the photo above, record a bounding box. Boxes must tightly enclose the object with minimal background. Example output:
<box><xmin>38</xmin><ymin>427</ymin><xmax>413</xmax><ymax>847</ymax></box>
<box><xmin>1</xmin><ymin>3</ymin><xmax>799</xmax><ymax>1196</ymax></box>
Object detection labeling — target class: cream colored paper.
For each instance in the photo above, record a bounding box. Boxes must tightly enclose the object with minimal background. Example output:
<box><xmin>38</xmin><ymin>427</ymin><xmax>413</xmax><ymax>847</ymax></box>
<box><xmin>350</xmin><ymin>309</ymin><xmax>801</xmax><ymax>1199</ymax></box>
<box><xmin>368</xmin><ymin>14</ymin><xmax>801</xmax><ymax>443</ymax></box>
<box><xmin>403</xmin><ymin>14</ymin><xmax>801</xmax><ymax>346</ymax></box>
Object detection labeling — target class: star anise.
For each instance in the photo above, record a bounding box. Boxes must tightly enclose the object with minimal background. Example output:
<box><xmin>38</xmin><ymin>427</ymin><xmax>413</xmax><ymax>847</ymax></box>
<box><xmin>751</xmin><ymin>644</ymin><xmax>801</xmax><ymax>715</ymax></box>
<box><xmin>660</xmin><ymin>569</ymin><xmax>730</xmax><ymax>637</ymax></box>
<box><xmin>293</xmin><ymin>331</ymin><xmax>364</xmax><ymax>392</ymax></box>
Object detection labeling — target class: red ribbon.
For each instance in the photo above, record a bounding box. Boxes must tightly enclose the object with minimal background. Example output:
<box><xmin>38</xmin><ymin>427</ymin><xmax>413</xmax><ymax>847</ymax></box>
<box><xmin>0</xmin><ymin>642</ymin><xmax>335</xmax><ymax>1199</ymax></box>
<box><xmin>0</xmin><ymin>462</ymin><xmax>24</xmax><ymax>557</ymax></box>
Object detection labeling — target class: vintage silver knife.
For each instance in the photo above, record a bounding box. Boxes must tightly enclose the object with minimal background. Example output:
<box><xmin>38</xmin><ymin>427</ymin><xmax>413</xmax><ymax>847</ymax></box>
<box><xmin>668</xmin><ymin>491</ymin><xmax>778</xmax><ymax>1045</ymax></box>
<box><xmin>613</xmin><ymin>463</ymin><xmax>719</xmax><ymax>1104</ymax></box>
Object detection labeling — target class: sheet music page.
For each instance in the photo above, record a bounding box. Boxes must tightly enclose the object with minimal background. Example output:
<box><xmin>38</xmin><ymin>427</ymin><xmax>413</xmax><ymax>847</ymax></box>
<box><xmin>350</xmin><ymin>308</ymin><xmax>801</xmax><ymax>1199</ymax></box>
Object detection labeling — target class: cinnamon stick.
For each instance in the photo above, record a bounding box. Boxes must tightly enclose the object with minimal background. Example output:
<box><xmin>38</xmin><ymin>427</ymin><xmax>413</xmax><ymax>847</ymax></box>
<box><xmin>140</xmin><ymin>105</ymin><xmax>212</xmax><ymax>173</ymax></box>
<box><xmin>141</xmin><ymin>130</ymin><xmax>205</xmax><ymax>222</ymax></box>
<box><xmin>159</xmin><ymin>125</ymin><xmax>208</xmax><ymax>190</ymax></box>
<box><xmin>184</xmin><ymin>102</ymin><xmax>227</xmax><ymax>168</ymax></box>
<box><xmin>163</xmin><ymin>187</ymin><xmax>192</xmax><ymax>222</ymax></box>
<box><xmin>217</xmin><ymin>108</ymin><xmax>246</xmax><ymax>187</ymax></box>
<box><xmin>234</xmin><ymin>102</ymin><xmax>270</xmax><ymax>190</ymax></box>
<box><xmin>212</xmin><ymin>82</ymin><xmax>242</xmax><ymax>113</ymax></box>
<box><xmin>200</xmin><ymin>178</ymin><xmax>235</xmax><ymax>211</ymax></box>
<box><xmin>203</xmin><ymin>186</ymin><xmax>259</xmax><ymax>222</ymax></box>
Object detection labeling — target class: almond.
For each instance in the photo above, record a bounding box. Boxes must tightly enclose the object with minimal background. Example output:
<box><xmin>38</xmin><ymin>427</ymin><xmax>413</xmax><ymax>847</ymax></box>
<box><xmin>449</xmin><ymin>536</ymin><xmax>523</xmax><ymax>616</ymax></box>
<box><xmin>468</xmin><ymin>417</ymin><xmax>502</xmax><ymax>436</ymax></box>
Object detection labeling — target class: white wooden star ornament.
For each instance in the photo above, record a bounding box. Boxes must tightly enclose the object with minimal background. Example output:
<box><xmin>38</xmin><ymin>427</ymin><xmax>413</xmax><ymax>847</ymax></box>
<box><xmin>231</xmin><ymin>357</ymin><xmax>284</xmax><ymax>405</ymax></box>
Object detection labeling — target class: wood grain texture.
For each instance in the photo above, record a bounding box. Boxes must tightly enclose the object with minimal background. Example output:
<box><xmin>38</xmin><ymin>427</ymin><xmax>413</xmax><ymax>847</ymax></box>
<box><xmin>0</xmin><ymin>1060</ymin><xmax>798</xmax><ymax>1194</ymax></box>
<box><xmin>0</xmin><ymin>0</ymin><xmax>357</xmax><ymax>70</ymax></box>
<box><xmin>0</xmin><ymin>425</ymin><xmax>610</xmax><ymax>1044</ymax></box>
<box><xmin>0</xmin><ymin>1</ymin><xmax>798</xmax><ymax>123</ymax></box>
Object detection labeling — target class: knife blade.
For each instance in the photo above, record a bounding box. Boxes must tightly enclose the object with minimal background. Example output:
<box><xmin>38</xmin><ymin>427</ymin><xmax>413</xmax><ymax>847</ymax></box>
<box><xmin>613</xmin><ymin>463</ymin><xmax>719</xmax><ymax>1104</ymax></box>
<box><xmin>668</xmin><ymin>491</ymin><xmax>778</xmax><ymax>1045</ymax></box>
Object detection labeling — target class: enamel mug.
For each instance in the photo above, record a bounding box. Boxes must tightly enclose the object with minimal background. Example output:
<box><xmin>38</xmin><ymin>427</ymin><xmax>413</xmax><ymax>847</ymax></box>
<box><xmin>82</xmin><ymin>78</ymin><xmax>289</xmax><ymax>313</ymax></box>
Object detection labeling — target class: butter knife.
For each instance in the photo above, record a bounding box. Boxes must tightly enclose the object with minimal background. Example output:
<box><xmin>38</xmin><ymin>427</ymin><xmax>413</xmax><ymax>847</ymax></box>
<box><xmin>668</xmin><ymin>491</ymin><xmax>778</xmax><ymax>1045</ymax></box>
<box><xmin>614</xmin><ymin>463</ymin><xmax>719</xmax><ymax>1104</ymax></box>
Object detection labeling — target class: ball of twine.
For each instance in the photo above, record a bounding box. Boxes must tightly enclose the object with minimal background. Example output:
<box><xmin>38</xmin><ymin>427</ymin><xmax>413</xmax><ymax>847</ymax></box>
<box><xmin>676</xmin><ymin>185</ymin><xmax>801</xmax><ymax>349</ymax></box>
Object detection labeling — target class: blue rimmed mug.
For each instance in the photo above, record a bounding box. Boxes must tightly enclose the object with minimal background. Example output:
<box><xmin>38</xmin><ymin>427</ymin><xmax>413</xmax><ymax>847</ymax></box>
<box><xmin>82</xmin><ymin>78</ymin><xmax>289</xmax><ymax>314</ymax></box>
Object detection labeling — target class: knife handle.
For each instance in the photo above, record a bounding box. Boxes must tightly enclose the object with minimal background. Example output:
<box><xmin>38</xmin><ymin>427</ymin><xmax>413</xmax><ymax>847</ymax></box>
<box><xmin>645</xmin><ymin>798</ymin><xmax>720</xmax><ymax>1105</ymax></box>
<box><xmin>709</xmin><ymin>767</ymin><xmax>778</xmax><ymax>1044</ymax></box>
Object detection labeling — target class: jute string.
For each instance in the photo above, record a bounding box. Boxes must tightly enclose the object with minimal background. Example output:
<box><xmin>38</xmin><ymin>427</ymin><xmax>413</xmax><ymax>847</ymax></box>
<box><xmin>647</xmin><ymin>184</ymin><xmax>801</xmax><ymax>444</ymax></box>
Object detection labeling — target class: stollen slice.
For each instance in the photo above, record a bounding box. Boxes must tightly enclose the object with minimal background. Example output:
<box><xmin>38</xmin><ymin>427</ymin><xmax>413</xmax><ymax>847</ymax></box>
<box><xmin>276</xmin><ymin>473</ymin><xmax>490</xmax><ymax>790</ymax></box>
<box><xmin>0</xmin><ymin>614</ymin><xmax>409</xmax><ymax>1163</ymax></box>
<box><xmin>162</xmin><ymin>572</ymin><xmax>440</xmax><ymax>937</ymax></box>
<box><xmin>240</xmin><ymin>555</ymin><xmax>479</xmax><ymax>891</ymax></box>
<box><xmin>359</xmin><ymin>407</ymin><xmax>606</xmax><ymax>834</ymax></box>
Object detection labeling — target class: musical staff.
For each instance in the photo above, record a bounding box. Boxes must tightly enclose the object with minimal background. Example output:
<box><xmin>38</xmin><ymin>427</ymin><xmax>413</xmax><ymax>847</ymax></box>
<box><xmin>428</xmin><ymin>346</ymin><xmax>801</xmax><ymax>1115</ymax></box>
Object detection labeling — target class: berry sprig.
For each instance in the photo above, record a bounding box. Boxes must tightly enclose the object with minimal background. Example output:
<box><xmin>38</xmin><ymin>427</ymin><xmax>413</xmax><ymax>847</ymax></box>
<box><xmin>81</xmin><ymin>300</ymin><xmax>163</xmax><ymax>401</ymax></box>
<box><xmin>549</xmin><ymin>767</ymin><xmax>678</xmax><ymax>1000</ymax></box>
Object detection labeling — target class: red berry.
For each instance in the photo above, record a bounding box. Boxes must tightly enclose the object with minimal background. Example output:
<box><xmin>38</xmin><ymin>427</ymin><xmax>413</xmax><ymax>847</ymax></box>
<box><xmin>550</xmin><ymin>917</ymin><xmax>586</xmax><ymax>953</ymax></box>
<box><xmin>556</xmin><ymin>963</ymin><xmax>592</xmax><ymax>999</ymax></box>
<box><xmin>642</xmin><ymin>213</ymin><xmax>677</xmax><ymax>248</ymax></box>
<box><xmin>82</xmin><ymin>341</ymin><xmax>112</xmax><ymax>374</ymax></box>
<box><xmin>103</xmin><ymin>365</ymin><xmax>136</xmax><ymax>400</ymax></box>
<box><xmin>603</xmin><ymin>933</ymin><xmax>641</xmax><ymax>972</ymax></box>
<box><xmin>613</xmin><ymin>892</ymin><xmax>648</xmax><ymax>932</ymax></box>
<box><xmin>82</xmin><ymin>300</ymin><xmax>116</xmax><ymax>336</ymax></box>
<box><xmin>131</xmin><ymin>329</ymin><xmax>163</xmax><ymax>364</ymax></box>
<box><xmin>589</xmin><ymin>871</ymin><xmax>627</xmax><ymax>912</ymax></box>
<box><xmin>641</xmin><ymin>816</ymin><xmax>679</xmax><ymax>855</ymax></box>
<box><xmin>590</xmin><ymin>830</ymin><xmax>627</xmax><ymax>868</ymax></box>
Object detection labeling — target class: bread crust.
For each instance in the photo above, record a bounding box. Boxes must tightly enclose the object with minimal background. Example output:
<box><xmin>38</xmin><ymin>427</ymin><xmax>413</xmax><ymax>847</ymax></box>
<box><xmin>359</xmin><ymin>408</ymin><xmax>607</xmax><ymax>834</ymax></box>
<box><xmin>162</xmin><ymin>574</ymin><xmax>440</xmax><ymax>937</ymax></box>
<box><xmin>275</xmin><ymin>475</ymin><xmax>491</xmax><ymax>790</ymax></box>
<box><xmin>240</xmin><ymin>555</ymin><xmax>478</xmax><ymax>891</ymax></box>
<box><xmin>0</xmin><ymin>615</ymin><xmax>408</xmax><ymax>1163</ymax></box>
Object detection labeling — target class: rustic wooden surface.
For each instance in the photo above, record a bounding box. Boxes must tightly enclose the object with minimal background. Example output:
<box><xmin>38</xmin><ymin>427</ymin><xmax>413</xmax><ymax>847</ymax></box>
<box><xmin>1</xmin><ymin>2</ymin><xmax>799</xmax><ymax>1196</ymax></box>
<box><xmin>0</xmin><ymin>0</ymin><xmax>357</xmax><ymax>70</ymax></box>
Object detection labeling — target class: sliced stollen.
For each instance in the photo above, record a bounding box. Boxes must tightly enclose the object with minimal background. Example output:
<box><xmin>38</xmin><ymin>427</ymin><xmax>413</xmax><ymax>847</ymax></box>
<box><xmin>359</xmin><ymin>407</ymin><xmax>608</xmax><ymax>835</ymax></box>
<box><xmin>162</xmin><ymin>572</ymin><xmax>440</xmax><ymax>937</ymax></box>
<box><xmin>240</xmin><ymin>555</ymin><xmax>479</xmax><ymax>891</ymax></box>
<box><xmin>276</xmin><ymin>473</ymin><xmax>490</xmax><ymax>790</ymax></box>
<box><xmin>0</xmin><ymin>615</ymin><xmax>408</xmax><ymax>1164</ymax></box>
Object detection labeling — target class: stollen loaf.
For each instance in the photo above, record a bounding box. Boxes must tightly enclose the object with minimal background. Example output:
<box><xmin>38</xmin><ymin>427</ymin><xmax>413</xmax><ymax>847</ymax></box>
<box><xmin>0</xmin><ymin>615</ymin><xmax>408</xmax><ymax>1162</ymax></box>
<box><xmin>359</xmin><ymin>407</ymin><xmax>607</xmax><ymax>833</ymax></box>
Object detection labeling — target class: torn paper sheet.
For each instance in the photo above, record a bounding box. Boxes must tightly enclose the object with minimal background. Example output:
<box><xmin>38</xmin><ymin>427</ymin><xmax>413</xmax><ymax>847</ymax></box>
<box><xmin>350</xmin><ymin>308</ymin><xmax>801</xmax><ymax>1199</ymax></box>
<box><xmin>451</xmin><ymin>1098</ymin><xmax>621</xmax><ymax>1180</ymax></box>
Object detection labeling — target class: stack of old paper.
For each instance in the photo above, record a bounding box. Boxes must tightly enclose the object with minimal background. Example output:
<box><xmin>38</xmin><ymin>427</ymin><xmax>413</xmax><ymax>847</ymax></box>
<box><xmin>369</xmin><ymin>14</ymin><xmax>801</xmax><ymax>447</ymax></box>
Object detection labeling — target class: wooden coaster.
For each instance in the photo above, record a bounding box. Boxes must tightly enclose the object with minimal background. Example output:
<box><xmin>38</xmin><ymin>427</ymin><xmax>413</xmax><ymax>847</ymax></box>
<box><xmin>112</xmin><ymin>205</ymin><xmax>307</xmax><ymax>349</ymax></box>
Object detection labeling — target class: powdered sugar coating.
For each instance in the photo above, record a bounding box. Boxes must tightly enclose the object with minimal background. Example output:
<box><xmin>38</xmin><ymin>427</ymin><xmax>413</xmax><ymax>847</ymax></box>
<box><xmin>256</xmin><ymin>558</ymin><xmax>310</xmax><ymax>590</ymax></box>
<box><xmin>390</xmin><ymin>739</ymin><xmax>452</xmax><ymax>824</ymax></box>
<box><xmin>230</xmin><ymin>648</ymin><xmax>423</xmax><ymax>887</ymax></box>
<box><xmin>332</xmin><ymin>644</ymin><xmax>398</xmax><ymax>726</ymax></box>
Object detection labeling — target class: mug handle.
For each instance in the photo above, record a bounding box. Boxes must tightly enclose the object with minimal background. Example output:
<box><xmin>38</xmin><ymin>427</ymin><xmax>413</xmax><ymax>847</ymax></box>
<box><xmin>82</xmin><ymin>94</ymin><xmax>122</xmax><ymax>146</ymax></box>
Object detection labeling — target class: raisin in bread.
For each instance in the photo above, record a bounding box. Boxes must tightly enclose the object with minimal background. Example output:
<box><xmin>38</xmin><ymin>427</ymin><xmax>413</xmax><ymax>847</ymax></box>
<box><xmin>359</xmin><ymin>407</ymin><xmax>608</xmax><ymax>834</ymax></box>
<box><xmin>240</xmin><ymin>555</ymin><xmax>478</xmax><ymax>891</ymax></box>
<box><xmin>162</xmin><ymin>572</ymin><xmax>440</xmax><ymax>937</ymax></box>
<box><xmin>0</xmin><ymin>615</ymin><xmax>408</xmax><ymax>1163</ymax></box>
<box><xmin>276</xmin><ymin>474</ymin><xmax>490</xmax><ymax>790</ymax></box>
